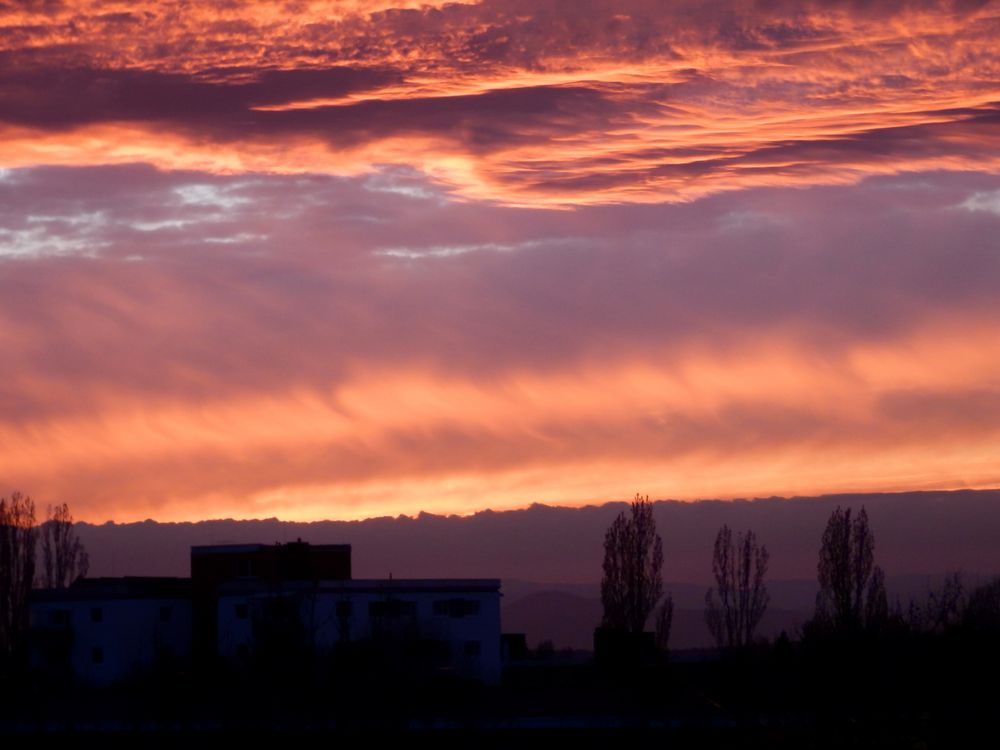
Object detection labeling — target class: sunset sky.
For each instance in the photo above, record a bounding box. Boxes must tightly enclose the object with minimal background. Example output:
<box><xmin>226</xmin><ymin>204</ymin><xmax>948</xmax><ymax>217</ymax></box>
<box><xmin>2</xmin><ymin>0</ymin><xmax>1000</xmax><ymax>523</ymax></box>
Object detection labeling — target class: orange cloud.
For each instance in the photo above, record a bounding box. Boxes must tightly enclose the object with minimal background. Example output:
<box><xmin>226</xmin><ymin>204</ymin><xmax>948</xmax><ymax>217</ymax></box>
<box><xmin>5</xmin><ymin>318</ymin><xmax>1000</xmax><ymax>522</ymax></box>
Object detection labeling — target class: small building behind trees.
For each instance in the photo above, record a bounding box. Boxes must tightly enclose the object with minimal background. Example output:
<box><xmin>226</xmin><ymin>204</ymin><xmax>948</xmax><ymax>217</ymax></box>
<box><xmin>2</xmin><ymin>494</ymin><xmax>90</xmax><ymax>673</ymax></box>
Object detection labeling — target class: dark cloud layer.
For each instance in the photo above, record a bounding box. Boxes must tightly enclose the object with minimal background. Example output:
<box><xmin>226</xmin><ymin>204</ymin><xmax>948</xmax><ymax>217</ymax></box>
<box><xmin>1</xmin><ymin>1</ymin><xmax>998</xmax><ymax>203</ymax></box>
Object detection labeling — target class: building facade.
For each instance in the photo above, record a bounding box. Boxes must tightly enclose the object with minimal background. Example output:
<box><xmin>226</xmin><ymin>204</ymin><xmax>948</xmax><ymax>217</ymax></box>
<box><xmin>30</xmin><ymin>577</ymin><xmax>192</xmax><ymax>686</ymax></box>
<box><xmin>216</xmin><ymin>577</ymin><xmax>502</xmax><ymax>683</ymax></box>
<box><xmin>29</xmin><ymin>541</ymin><xmax>502</xmax><ymax>685</ymax></box>
<box><xmin>190</xmin><ymin>541</ymin><xmax>351</xmax><ymax>660</ymax></box>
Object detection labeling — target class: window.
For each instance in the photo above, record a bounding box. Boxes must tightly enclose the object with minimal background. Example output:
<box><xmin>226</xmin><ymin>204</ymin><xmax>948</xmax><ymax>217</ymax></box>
<box><xmin>464</xmin><ymin>640</ymin><xmax>481</xmax><ymax>656</ymax></box>
<box><xmin>47</xmin><ymin>609</ymin><xmax>69</xmax><ymax>626</ymax></box>
<box><xmin>336</xmin><ymin>601</ymin><xmax>352</xmax><ymax>618</ymax></box>
<box><xmin>235</xmin><ymin>602</ymin><xmax>249</xmax><ymax>620</ymax></box>
<box><xmin>159</xmin><ymin>605</ymin><xmax>172</xmax><ymax>622</ymax></box>
<box><xmin>92</xmin><ymin>646</ymin><xmax>104</xmax><ymax>664</ymax></box>
<box><xmin>369</xmin><ymin>600</ymin><xmax>415</xmax><ymax>618</ymax></box>
<box><xmin>433</xmin><ymin>599</ymin><xmax>481</xmax><ymax>618</ymax></box>
<box><xmin>90</xmin><ymin>607</ymin><xmax>103</xmax><ymax>623</ymax></box>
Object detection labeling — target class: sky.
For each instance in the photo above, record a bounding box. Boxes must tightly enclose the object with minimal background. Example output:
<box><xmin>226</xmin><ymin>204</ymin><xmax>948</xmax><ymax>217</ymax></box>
<box><xmin>1</xmin><ymin>0</ymin><xmax>1000</xmax><ymax>523</ymax></box>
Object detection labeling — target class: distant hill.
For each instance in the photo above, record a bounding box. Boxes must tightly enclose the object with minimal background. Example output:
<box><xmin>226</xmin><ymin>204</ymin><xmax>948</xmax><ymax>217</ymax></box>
<box><xmin>76</xmin><ymin>489</ymin><xmax>1000</xmax><ymax>584</ymax></box>
<box><xmin>498</xmin><ymin>577</ymin><xmax>949</xmax><ymax>650</ymax></box>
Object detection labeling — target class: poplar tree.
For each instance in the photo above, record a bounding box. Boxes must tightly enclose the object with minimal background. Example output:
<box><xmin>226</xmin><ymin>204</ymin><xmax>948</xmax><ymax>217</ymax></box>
<box><xmin>814</xmin><ymin>505</ymin><xmax>887</xmax><ymax>634</ymax></box>
<box><xmin>40</xmin><ymin>502</ymin><xmax>90</xmax><ymax>589</ymax></box>
<box><xmin>601</xmin><ymin>493</ymin><xmax>665</xmax><ymax>633</ymax></box>
<box><xmin>0</xmin><ymin>492</ymin><xmax>37</xmax><ymax>665</ymax></box>
<box><xmin>705</xmin><ymin>525</ymin><xmax>770</xmax><ymax>649</ymax></box>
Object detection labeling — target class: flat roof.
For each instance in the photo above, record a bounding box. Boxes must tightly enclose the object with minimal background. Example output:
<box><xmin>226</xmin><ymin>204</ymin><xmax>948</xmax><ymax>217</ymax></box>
<box><xmin>218</xmin><ymin>578</ymin><xmax>501</xmax><ymax>595</ymax></box>
<box><xmin>31</xmin><ymin>577</ymin><xmax>192</xmax><ymax>602</ymax></box>
<box><xmin>191</xmin><ymin>543</ymin><xmax>351</xmax><ymax>555</ymax></box>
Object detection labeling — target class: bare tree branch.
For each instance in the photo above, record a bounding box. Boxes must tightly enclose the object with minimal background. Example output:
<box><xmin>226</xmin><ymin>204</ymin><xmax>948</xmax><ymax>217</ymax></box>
<box><xmin>0</xmin><ymin>492</ymin><xmax>37</xmax><ymax>666</ymax></box>
<box><xmin>40</xmin><ymin>502</ymin><xmax>90</xmax><ymax>589</ymax></box>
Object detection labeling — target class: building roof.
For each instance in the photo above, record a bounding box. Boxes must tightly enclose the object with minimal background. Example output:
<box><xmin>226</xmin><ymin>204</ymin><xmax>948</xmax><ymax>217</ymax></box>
<box><xmin>31</xmin><ymin>576</ymin><xmax>192</xmax><ymax>602</ymax></box>
<box><xmin>217</xmin><ymin>578</ymin><xmax>501</xmax><ymax>595</ymax></box>
<box><xmin>191</xmin><ymin>542</ymin><xmax>351</xmax><ymax>555</ymax></box>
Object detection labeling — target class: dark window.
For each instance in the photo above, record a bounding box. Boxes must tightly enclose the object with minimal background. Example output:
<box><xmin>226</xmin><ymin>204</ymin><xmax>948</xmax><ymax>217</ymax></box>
<box><xmin>92</xmin><ymin>646</ymin><xmax>104</xmax><ymax>664</ymax></box>
<box><xmin>433</xmin><ymin>599</ymin><xmax>481</xmax><ymax>618</ymax></box>
<box><xmin>235</xmin><ymin>603</ymin><xmax>249</xmax><ymax>620</ymax></box>
<box><xmin>47</xmin><ymin>609</ymin><xmax>69</xmax><ymax>626</ymax></box>
<box><xmin>90</xmin><ymin>607</ymin><xmax>103</xmax><ymax>623</ymax></box>
<box><xmin>464</xmin><ymin>640</ymin><xmax>481</xmax><ymax>656</ymax></box>
<box><xmin>336</xmin><ymin>601</ymin><xmax>352</xmax><ymax>618</ymax></box>
<box><xmin>369</xmin><ymin>600</ymin><xmax>416</xmax><ymax>618</ymax></box>
<box><xmin>159</xmin><ymin>605</ymin><xmax>172</xmax><ymax>622</ymax></box>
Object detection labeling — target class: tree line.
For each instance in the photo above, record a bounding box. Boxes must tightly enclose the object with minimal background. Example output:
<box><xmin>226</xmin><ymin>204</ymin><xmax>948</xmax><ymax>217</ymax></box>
<box><xmin>600</xmin><ymin>493</ymin><xmax>1000</xmax><ymax>653</ymax></box>
<box><xmin>0</xmin><ymin>491</ymin><xmax>89</xmax><ymax>670</ymax></box>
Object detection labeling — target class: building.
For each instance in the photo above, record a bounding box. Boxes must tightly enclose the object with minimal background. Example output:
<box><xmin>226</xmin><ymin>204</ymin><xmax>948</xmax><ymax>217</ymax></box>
<box><xmin>30</xmin><ymin>577</ymin><xmax>192</xmax><ymax>686</ymax></box>
<box><xmin>217</xmin><ymin>577</ymin><xmax>502</xmax><ymax>683</ymax></box>
<box><xmin>190</xmin><ymin>541</ymin><xmax>351</xmax><ymax>660</ymax></box>
<box><xmin>29</xmin><ymin>541</ymin><xmax>502</xmax><ymax>684</ymax></box>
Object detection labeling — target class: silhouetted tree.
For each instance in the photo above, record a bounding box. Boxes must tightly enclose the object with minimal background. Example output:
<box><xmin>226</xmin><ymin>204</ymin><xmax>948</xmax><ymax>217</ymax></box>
<box><xmin>601</xmin><ymin>493</ymin><xmax>664</xmax><ymax>633</ymax></box>
<box><xmin>962</xmin><ymin>575</ymin><xmax>1000</xmax><ymax>634</ymax></box>
<box><xmin>535</xmin><ymin>640</ymin><xmax>555</xmax><ymax>660</ymax></box>
<box><xmin>40</xmin><ymin>502</ymin><xmax>89</xmax><ymax>589</ymax></box>
<box><xmin>0</xmin><ymin>492</ymin><xmax>37</xmax><ymax>666</ymax></box>
<box><xmin>654</xmin><ymin>593</ymin><xmax>674</xmax><ymax>651</ymax></box>
<box><xmin>813</xmin><ymin>505</ymin><xmax>887</xmax><ymax>634</ymax></box>
<box><xmin>908</xmin><ymin>571</ymin><xmax>966</xmax><ymax>634</ymax></box>
<box><xmin>705</xmin><ymin>524</ymin><xmax>770</xmax><ymax>649</ymax></box>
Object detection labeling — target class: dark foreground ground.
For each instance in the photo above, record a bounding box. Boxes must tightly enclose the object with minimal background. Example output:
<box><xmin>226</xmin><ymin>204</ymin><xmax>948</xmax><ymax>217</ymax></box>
<box><xmin>2</xmin><ymin>631</ymin><xmax>998</xmax><ymax>748</ymax></box>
